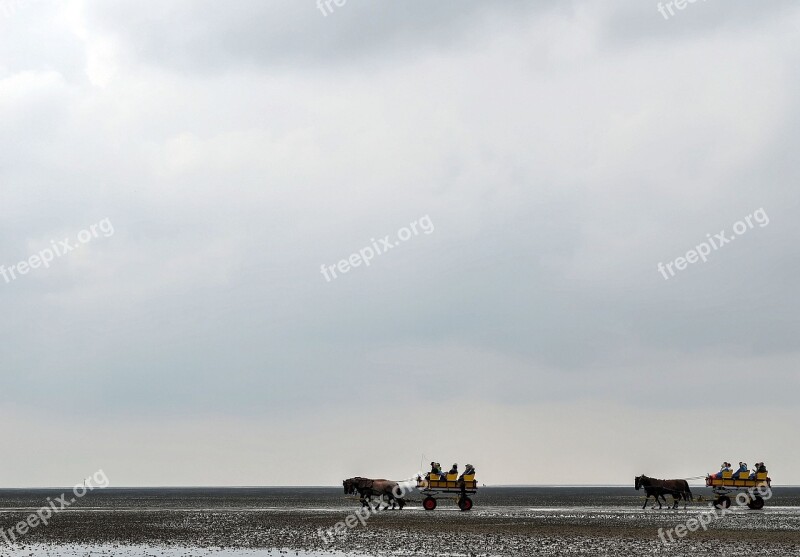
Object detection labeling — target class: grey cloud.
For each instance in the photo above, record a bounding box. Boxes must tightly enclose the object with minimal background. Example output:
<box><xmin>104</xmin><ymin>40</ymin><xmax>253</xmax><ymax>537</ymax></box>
<box><xmin>82</xmin><ymin>0</ymin><xmax>550</xmax><ymax>71</ymax></box>
<box><xmin>1</xmin><ymin>0</ymin><xmax>799</xmax><ymax>485</ymax></box>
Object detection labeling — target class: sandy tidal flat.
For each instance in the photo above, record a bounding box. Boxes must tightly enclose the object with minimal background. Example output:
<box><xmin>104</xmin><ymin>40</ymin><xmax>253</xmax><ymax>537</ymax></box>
<box><xmin>1</xmin><ymin>487</ymin><xmax>799</xmax><ymax>556</ymax></box>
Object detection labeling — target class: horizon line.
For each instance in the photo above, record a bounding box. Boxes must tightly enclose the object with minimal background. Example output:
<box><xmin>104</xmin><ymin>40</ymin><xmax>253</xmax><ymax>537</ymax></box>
<box><xmin>0</xmin><ymin>483</ymin><xmax>795</xmax><ymax>489</ymax></box>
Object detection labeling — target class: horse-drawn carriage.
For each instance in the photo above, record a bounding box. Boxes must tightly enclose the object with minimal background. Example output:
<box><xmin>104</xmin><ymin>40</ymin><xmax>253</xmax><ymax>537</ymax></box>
<box><xmin>706</xmin><ymin>470</ymin><xmax>771</xmax><ymax>509</ymax></box>
<box><xmin>636</xmin><ymin>467</ymin><xmax>772</xmax><ymax>511</ymax></box>
<box><xmin>416</xmin><ymin>472</ymin><xmax>478</xmax><ymax>511</ymax></box>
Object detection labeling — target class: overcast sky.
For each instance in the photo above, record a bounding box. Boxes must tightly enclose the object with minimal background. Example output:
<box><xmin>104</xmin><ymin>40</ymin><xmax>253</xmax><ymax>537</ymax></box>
<box><xmin>1</xmin><ymin>0</ymin><xmax>799</xmax><ymax>487</ymax></box>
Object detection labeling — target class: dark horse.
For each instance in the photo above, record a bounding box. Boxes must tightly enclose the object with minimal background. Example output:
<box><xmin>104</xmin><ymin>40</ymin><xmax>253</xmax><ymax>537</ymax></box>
<box><xmin>635</xmin><ymin>475</ymin><xmax>693</xmax><ymax>509</ymax></box>
<box><xmin>343</xmin><ymin>477</ymin><xmax>406</xmax><ymax>510</ymax></box>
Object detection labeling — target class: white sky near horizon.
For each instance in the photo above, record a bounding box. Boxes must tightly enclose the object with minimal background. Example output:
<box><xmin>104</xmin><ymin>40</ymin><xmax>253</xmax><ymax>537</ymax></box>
<box><xmin>1</xmin><ymin>0</ymin><xmax>799</xmax><ymax>487</ymax></box>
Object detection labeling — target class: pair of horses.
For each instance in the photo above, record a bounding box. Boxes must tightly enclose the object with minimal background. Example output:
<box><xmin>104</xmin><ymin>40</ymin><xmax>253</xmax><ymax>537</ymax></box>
<box><xmin>343</xmin><ymin>477</ymin><xmax>406</xmax><ymax>510</ymax></box>
<box><xmin>635</xmin><ymin>475</ymin><xmax>693</xmax><ymax>509</ymax></box>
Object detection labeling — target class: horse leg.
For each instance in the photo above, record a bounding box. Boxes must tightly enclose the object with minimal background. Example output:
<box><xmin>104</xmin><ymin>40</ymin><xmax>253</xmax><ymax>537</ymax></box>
<box><xmin>382</xmin><ymin>489</ymin><xmax>394</xmax><ymax>510</ymax></box>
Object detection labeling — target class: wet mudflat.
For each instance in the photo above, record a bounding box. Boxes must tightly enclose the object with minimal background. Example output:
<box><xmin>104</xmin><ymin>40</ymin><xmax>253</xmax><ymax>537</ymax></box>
<box><xmin>1</xmin><ymin>487</ymin><xmax>799</xmax><ymax>556</ymax></box>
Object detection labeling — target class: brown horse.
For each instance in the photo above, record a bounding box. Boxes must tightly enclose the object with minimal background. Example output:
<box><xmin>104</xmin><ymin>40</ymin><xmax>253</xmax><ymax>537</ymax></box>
<box><xmin>635</xmin><ymin>475</ymin><xmax>693</xmax><ymax>509</ymax></box>
<box><xmin>343</xmin><ymin>477</ymin><xmax>406</xmax><ymax>510</ymax></box>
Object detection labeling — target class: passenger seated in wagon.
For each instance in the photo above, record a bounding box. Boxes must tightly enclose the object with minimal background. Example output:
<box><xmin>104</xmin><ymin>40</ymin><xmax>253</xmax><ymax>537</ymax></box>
<box><xmin>459</xmin><ymin>464</ymin><xmax>476</xmax><ymax>481</ymax></box>
<box><xmin>447</xmin><ymin>464</ymin><xmax>459</xmax><ymax>480</ymax></box>
<box><xmin>713</xmin><ymin>462</ymin><xmax>731</xmax><ymax>479</ymax></box>
<box><xmin>733</xmin><ymin>462</ymin><xmax>749</xmax><ymax>479</ymax></box>
<box><xmin>749</xmin><ymin>462</ymin><xmax>767</xmax><ymax>479</ymax></box>
<box><xmin>426</xmin><ymin>462</ymin><xmax>443</xmax><ymax>480</ymax></box>
<box><xmin>458</xmin><ymin>464</ymin><xmax>476</xmax><ymax>495</ymax></box>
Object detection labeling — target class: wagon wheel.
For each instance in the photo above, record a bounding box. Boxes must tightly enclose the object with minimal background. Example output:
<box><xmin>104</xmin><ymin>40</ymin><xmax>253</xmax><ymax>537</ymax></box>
<box><xmin>747</xmin><ymin>496</ymin><xmax>765</xmax><ymax>510</ymax></box>
<box><xmin>714</xmin><ymin>496</ymin><xmax>731</xmax><ymax>509</ymax></box>
<box><xmin>423</xmin><ymin>497</ymin><xmax>437</xmax><ymax>511</ymax></box>
<box><xmin>458</xmin><ymin>496</ymin><xmax>473</xmax><ymax>511</ymax></box>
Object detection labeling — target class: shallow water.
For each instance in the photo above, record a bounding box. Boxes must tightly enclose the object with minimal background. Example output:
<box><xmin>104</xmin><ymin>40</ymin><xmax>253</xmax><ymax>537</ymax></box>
<box><xmin>2</xmin><ymin>485</ymin><xmax>799</xmax><ymax>509</ymax></box>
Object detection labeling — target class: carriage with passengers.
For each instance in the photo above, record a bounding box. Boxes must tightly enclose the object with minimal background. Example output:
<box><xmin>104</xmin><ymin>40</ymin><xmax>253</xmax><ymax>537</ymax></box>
<box><xmin>705</xmin><ymin>464</ymin><xmax>771</xmax><ymax>509</ymax></box>
<box><xmin>416</xmin><ymin>467</ymin><xmax>478</xmax><ymax>511</ymax></box>
<box><xmin>636</xmin><ymin>462</ymin><xmax>771</xmax><ymax>510</ymax></box>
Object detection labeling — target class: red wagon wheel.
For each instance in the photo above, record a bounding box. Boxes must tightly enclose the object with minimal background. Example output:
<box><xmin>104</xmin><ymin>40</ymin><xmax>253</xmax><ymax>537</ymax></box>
<box><xmin>423</xmin><ymin>497</ymin><xmax>437</xmax><ymax>511</ymax></box>
<box><xmin>458</xmin><ymin>496</ymin><xmax>473</xmax><ymax>511</ymax></box>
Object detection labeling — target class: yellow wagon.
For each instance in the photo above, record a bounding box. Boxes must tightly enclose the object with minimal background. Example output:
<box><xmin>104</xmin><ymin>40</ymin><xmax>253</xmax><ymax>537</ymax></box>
<box><xmin>705</xmin><ymin>470</ymin><xmax>771</xmax><ymax>509</ymax></box>
<box><xmin>416</xmin><ymin>473</ymin><xmax>478</xmax><ymax>511</ymax></box>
